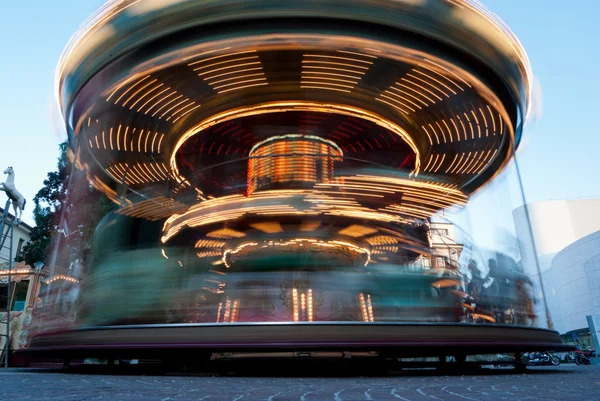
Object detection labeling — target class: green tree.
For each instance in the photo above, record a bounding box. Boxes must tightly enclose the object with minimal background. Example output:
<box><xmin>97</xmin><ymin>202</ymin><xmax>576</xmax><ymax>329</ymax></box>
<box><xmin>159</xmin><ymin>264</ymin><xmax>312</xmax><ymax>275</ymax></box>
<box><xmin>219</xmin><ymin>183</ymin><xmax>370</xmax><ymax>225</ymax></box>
<box><xmin>17</xmin><ymin>142</ymin><xmax>116</xmax><ymax>265</ymax></box>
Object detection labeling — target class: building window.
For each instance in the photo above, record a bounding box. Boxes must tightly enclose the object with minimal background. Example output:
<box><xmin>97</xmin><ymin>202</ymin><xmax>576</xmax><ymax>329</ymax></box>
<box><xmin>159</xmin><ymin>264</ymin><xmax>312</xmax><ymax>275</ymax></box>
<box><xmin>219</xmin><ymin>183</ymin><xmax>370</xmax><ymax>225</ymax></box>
<box><xmin>422</xmin><ymin>258</ymin><xmax>431</xmax><ymax>268</ymax></box>
<box><xmin>436</xmin><ymin>257</ymin><xmax>446</xmax><ymax>268</ymax></box>
<box><xmin>11</xmin><ymin>281</ymin><xmax>29</xmax><ymax>311</ymax></box>
<box><xmin>0</xmin><ymin>281</ymin><xmax>30</xmax><ymax>312</ymax></box>
<box><xmin>0</xmin><ymin>284</ymin><xmax>7</xmax><ymax>311</ymax></box>
<box><xmin>16</xmin><ymin>238</ymin><xmax>24</xmax><ymax>256</ymax></box>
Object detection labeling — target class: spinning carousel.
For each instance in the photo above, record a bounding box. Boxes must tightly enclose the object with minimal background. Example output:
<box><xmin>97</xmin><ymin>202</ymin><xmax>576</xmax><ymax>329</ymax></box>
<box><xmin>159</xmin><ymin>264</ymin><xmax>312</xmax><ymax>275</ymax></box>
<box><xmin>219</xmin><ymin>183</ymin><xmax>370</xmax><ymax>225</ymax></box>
<box><xmin>23</xmin><ymin>0</ymin><xmax>569</xmax><ymax>361</ymax></box>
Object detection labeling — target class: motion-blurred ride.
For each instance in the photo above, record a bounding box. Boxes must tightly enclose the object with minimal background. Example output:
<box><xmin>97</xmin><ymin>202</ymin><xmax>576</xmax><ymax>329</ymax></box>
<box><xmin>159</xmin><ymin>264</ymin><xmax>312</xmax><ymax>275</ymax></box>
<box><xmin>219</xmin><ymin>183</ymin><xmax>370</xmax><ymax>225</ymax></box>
<box><xmin>12</xmin><ymin>0</ymin><xmax>573</xmax><ymax>366</ymax></box>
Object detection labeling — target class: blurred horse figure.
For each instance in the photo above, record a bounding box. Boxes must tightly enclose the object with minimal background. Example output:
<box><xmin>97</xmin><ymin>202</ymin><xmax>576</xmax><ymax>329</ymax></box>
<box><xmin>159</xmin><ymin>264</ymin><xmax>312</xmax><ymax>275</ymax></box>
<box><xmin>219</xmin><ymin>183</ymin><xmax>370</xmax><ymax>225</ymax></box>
<box><xmin>0</xmin><ymin>166</ymin><xmax>26</xmax><ymax>225</ymax></box>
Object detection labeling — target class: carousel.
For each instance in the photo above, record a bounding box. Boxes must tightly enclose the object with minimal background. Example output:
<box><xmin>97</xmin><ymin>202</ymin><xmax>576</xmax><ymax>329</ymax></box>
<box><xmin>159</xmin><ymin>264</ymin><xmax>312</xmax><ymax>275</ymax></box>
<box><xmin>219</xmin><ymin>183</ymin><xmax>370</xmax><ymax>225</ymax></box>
<box><xmin>22</xmin><ymin>0</ymin><xmax>570</xmax><ymax>363</ymax></box>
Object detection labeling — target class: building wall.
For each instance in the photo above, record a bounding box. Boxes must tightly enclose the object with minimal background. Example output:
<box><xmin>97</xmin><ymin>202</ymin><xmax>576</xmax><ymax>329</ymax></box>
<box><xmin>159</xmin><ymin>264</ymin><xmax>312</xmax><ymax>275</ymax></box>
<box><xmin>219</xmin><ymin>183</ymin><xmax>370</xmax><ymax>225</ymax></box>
<box><xmin>0</xmin><ymin>208</ymin><xmax>32</xmax><ymax>264</ymax></box>
<box><xmin>513</xmin><ymin>199</ymin><xmax>600</xmax><ymax>334</ymax></box>
<box><xmin>549</xmin><ymin>231</ymin><xmax>600</xmax><ymax>334</ymax></box>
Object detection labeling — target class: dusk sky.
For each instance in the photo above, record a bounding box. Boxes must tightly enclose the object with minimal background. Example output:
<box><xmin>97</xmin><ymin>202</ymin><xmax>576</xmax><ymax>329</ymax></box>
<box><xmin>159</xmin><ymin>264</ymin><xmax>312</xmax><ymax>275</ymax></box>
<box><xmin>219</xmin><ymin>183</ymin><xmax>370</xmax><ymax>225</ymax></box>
<box><xmin>1</xmin><ymin>0</ymin><xmax>599</xmax><ymax>227</ymax></box>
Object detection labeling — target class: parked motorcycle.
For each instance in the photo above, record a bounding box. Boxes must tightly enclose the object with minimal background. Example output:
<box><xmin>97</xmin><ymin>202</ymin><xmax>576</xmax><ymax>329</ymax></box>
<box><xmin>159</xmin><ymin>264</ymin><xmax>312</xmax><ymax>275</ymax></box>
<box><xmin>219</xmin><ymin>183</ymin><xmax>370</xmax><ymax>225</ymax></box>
<box><xmin>574</xmin><ymin>349</ymin><xmax>595</xmax><ymax>366</ymax></box>
<box><xmin>527</xmin><ymin>351</ymin><xmax>560</xmax><ymax>366</ymax></box>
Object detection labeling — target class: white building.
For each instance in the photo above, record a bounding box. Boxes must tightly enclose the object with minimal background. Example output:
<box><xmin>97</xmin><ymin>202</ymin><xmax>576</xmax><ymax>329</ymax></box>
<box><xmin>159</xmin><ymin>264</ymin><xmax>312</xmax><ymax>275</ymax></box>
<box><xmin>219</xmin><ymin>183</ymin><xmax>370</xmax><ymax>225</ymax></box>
<box><xmin>0</xmin><ymin>206</ymin><xmax>32</xmax><ymax>265</ymax></box>
<box><xmin>549</xmin><ymin>230</ymin><xmax>600</xmax><ymax>345</ymax></box>
<box><xmin>513</xmin><ymin>198</ymin><xmax>600</xmax><ymax>336</ymax></box>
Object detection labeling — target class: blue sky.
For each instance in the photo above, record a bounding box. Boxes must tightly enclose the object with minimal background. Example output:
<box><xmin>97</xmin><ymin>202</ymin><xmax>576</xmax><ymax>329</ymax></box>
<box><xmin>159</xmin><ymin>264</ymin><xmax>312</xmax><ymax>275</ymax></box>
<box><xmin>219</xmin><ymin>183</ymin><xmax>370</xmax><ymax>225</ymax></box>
<box><xmin>0</xmin><ymin>0</ymin><xmax>599</xmax><ymax>227</ymax></box>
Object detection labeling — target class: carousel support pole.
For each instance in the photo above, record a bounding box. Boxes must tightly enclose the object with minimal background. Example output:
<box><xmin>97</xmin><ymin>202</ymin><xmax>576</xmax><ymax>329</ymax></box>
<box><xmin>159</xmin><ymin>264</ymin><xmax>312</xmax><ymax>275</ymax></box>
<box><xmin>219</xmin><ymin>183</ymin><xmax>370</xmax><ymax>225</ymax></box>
<box><xmin>5</xmin><ymin>222</ymin><xmax>13</xmax><ymax>368</ymax></box>
<box><xmin>0</xmin><ymin>199</ymin><xmax>11</xmax><ymax>251</ymax></box>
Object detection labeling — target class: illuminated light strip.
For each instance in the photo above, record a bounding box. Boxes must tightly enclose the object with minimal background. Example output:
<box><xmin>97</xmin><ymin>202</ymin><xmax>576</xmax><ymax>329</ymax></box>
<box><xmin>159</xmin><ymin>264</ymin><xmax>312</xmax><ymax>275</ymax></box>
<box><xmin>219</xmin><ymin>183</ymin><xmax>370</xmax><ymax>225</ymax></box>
<box><xmin>146</xmin><ymin>91</ymin><xmax>176</xmax><ymax>114</ymax></box>
<box><xmin>486</xmin><ymin>105</ymin><xmax>497</xmax><ymax>133</ymax></box>
<box><xmin>109</xmin><ymin>127</ymin><xmax>114</xmax><ymax>150</ymax></box>
<box><xmin>413</xmin><ymin>69</ymin><xmax>458</xmax><ymax>95</ymax></box>
<box><xmin>113</xmin><ymin>75</ymin><xmax>150</xmax><ymax>104</ymax></box>
<box><xmin>44</xmin><ymin>275</ymin><xmax>79</xmax><ymax>284</ymax></box>
<box><xmin>151</xmin><ymin>132</ymin><xmax>159</xmax><ymax>153</ymax></box>
<box><xmin>463</xmin><ymin>112</ymin><xmax>475</xmax><ymax>139</ymax></box>
<box><xmin>302</xmin><ymin>65</ymin><xmax>364</xmax><ymax>76</ymax></box>
<box><xmin>192</xmin><ymin>56</ymin><xmax>259</xmax><ymax>71</ymax></box>
<box><xmin>302</xmin><ymin>81</ymin><xmax>353</xmax><ymax>89</ymax></box>
<box><xmin>422</xmin><ymin>125</ymin><xmax>437</xmax><ymax>145</ymax></box>
<box><xmin>337</xmin><ymin>50</ymin><xmax>377</xmax><ymax>59</ymax></box>
<box><xmin>375</xmin><ymin>98</ymin><xmax>410</xmax><ymax>115</ymax></box>
<box><xmin>129</xmin><ymin>82</ymin><xmax>164</xmax><ymax>110</ymax></box>
<box><xmin>441</xmin><ymin>120</ymin><xmax>454</xmax><ymax>142</ymax></box>
<box><xmin>167</xmin><ymin>102</ymin><xmax>196</xmax><ymax>121</ymax></box>
<box><xmin>249</xmin><ymin>134</ymin><xmax>342</xmax><ymax>157</ymax></box>
<box><xmin>204</xmin><ymin>67</ymin><xmax>262</xmax><ymax>81</ymax></box>
<box><xmin>198</xmin><ymin>61</ymin><xmax>261</xmax><ymax>77</ymax></box>
<box><xmin>219</xmin><ymin>82</ymin><xmax>269</xmax><ymax>94</ymax></box>
<box><xmin>449</xmin><ymin>153</ymin><xmax>466</xmax><ymax>174</ymax></box>
<box><xmin>389</xmin><ymin>86</ymin><xmax>428</xmax><ymax>107</ymax></box>
<box><xmin>152</xmin><ymin>94</ymin><xmax>183</xmax><ymax>117</ymax></box>
<box><xmin>447</xmin><ymin>0</ymin><xmax>465</xmax><ymax>8</ymax></box>
<box><xmin>116</xmin><ymin>124</ymin><xmax>122</xmax><ymax>151</ymax></box>
<box><xmin>122</xmin><ymin>79</ymin><xmax>158</xmax><ymax>107</ymax></box>
<box><xmin>445</xmin><ymin>154</ymin><xmax>459</xmax><ymax>174</ymax></box>
<box><xmin>424</xmin><ymin>154</ymin><xmax>436</xmax><ymax>172</ymax></box>
<box><xmin>429</xmin><ymin>123</ymin><xmax>445</xmax><ymax>143</ymax></box>
<box><xmin>157</xmin><ymin>133</ymin><xmax>165</xmax><ymax>153</ymax></box>
<box><xmin>88</xmin><ymin>139</ymin><xmax>93</xmax><ymax>148</ymax></box>
<box><xmin>401</xmin><ymin>78</ymin><xmax>443</xmax><ymax>102</ymax></box>
<box><xmin>383</xmin><ymin>90</ymin><xmax>422</xmax><ymax>110</ymax></box>
<box><xmin>304</xmin><ymin>54</ymin><xmax>373</xmax><ymax>65</ymax></box>
<box><xmin>214</xmin><ymin>77</ymin><xmax>267</xmax><ymax>90</ymax></box>
<box><xmin>432</xmin><ymin>154</ymin><xmax>446</xmax><ymax>173</ymax></box>
<box><xmin>209</xmin><ymin>73</ymin><xmax>265</xmax><ymax>86</ymax></box>
<box><xmin>172</xmin><ymin>104</ymin><xmax>202</xmax><ymax>123</ymax></box>
<box><xmin>468</xmin><ymin>109</ymin><xmax>481</xmax><ymax>138</ymax></box>
<box><xmin>465</xmin><ymin>151</ymin><xmax>486</xmax><ymax>175</ymax></box>
<box><xmin>397</xmin><ymin>82</ymin><xmax>435</xmax><ymax>104</ymax></box>
<box><xmin>302</xmin><ymin>85</ymin><xmax>352</xmax><ymax>93</ymax></box>
<box><xmin>307</xmin><ymin>289</ymin><xmax>313</xmax><ymax>322</ymax></box>
<box><xmin>302</xmin><ymin>60</ymin><xmax>369</xmax><ymax>70</ymax></box>
<box><xmin>478</xmin><ymin>107</ymin><xmax>489</xmax><ymax>136</ymax></box>
<box><xmin>133</xmin><ymin>164</ymin><xmax>153</xmax><ymax>182</ymax></box>
<box><xmin>95</xmin><ymin>136</ymin><xmax>99</xmax><ymax>148</ymax></box>
<box><xmin>160</xmin><ymin>99</ymin><xmax>188</xmax><ymax>119</ymax></box>
<box><xmin>137</xmin><ymin>86</ymin><xmax>170</xmax><ymax>112</ymax></box>
<box><xmin>183</xmin><ymin>47</ymin><xmax>234</xmax><ymax>62</ymax></box>
<box><xmin>188</xmin><ymin>50</ymin><xmax>257</xmax><ymax>66</ymax></box>
<box><xmin>141</xmin><ymin>164</ymin><xmax>162</xmax><ymax>181</ymax></box>
<box><xmin>406</xmin><ymin>73</ymin><xmax>450</xmax><ymax>98</ymax></box>
<box><xmin>137</xmin><ymin>129</ymin><xmax>144</xmax><ymax>152</ymax></box>
<box><xmin>301</xmin><ymin>74</ymin><xmax>358</xmax><ymax>85</ymax></box>
<box><xmin>161</xmin><ymin>183</ymin><xmax>466</xmax><ymax>242</ymax></box>
<box><xmin>149</xmin><ymin>162</ymin><xmax>167</xmax><ymax>180</ymax></box>
<box><xmin>456</xmin><ymin>115</ymin><xmax>468</xmax><ymax>140</ymax></box>
<box><xmin>499</xmin><ymin>114</ymin><xmax>503</xmax><ymax>135</ymax></box>
<box><xmin>456</xmin><ymin>151</ymin><xmax>478</xmax><ymax>175</ymax></box>
<box><xmin>145</xmin><ymin>131</ymin><xmax>151</xmax><ymax>153</ymax></box>
<box><xmin>359</xmin><ymin>293</ymin><xmax>369</xmax><ymax>322</ymax></box>
<box><xmin>424</xmin><ymin>59</ymin><xmax>472</xmax><ymax>88</ymax></box>
<box><xmin>417</xmin><ymin>63</ymin><xmax>464</xmax><ymax>91</ymax></box>
<box><xmin>379</xmin><ymin>93</ymin><xmax>415</xmax><ymax>113</ymax></box>
<box><xmin>292</xmin><ymin>288</ymin><xmax>299</xmax><ymax>321</ymax></box>
<box><xmin>123</xmin><ymin>126</ymin><xmax>129</xmax><ymax>151</ymax></box>
<box><xmin>169</xmin><ymin>101</ymin><xmax>422</xmax><ymax>182</ymax></box>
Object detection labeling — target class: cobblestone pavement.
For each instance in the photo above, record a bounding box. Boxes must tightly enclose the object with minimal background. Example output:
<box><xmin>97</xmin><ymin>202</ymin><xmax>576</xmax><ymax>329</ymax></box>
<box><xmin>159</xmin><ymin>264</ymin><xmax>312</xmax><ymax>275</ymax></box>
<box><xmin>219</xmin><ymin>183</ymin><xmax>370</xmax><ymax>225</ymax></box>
<box><xmin>0</xmin><ymin>365</ymin><xmax>598</xmax><ymax>401</ymax></box>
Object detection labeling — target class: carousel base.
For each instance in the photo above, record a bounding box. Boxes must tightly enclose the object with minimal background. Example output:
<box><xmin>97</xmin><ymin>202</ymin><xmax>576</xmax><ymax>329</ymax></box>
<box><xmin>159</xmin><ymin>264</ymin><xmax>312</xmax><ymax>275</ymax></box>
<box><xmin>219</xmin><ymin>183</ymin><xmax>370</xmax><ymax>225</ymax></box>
<box><xmin>20</xmin><ymin>323</ymin><xmax>573</xmax><ymax>362</ymax></box>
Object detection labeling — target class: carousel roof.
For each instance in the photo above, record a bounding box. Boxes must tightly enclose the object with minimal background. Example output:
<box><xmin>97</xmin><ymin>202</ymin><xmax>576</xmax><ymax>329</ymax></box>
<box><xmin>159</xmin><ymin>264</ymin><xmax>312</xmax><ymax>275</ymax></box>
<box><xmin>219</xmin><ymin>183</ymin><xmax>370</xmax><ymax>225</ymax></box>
<box><xmin>55</xmin><ymin>0</ymin><xmax>531</xmax><ymax>220</ymax></box>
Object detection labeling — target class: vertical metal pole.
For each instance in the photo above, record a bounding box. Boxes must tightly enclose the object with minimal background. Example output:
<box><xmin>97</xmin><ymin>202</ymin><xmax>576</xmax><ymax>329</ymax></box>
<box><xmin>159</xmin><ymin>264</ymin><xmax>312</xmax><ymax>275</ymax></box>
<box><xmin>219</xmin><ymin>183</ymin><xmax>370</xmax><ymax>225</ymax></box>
<box><xmin>512</xmin><ymin>125</ymin><xmax>552</xmax><ymax>331</ymax></box>
<box><xmin>5</xmin><ymin>222</ymin><xmax>13</xmax><ymax>368</ymax></box>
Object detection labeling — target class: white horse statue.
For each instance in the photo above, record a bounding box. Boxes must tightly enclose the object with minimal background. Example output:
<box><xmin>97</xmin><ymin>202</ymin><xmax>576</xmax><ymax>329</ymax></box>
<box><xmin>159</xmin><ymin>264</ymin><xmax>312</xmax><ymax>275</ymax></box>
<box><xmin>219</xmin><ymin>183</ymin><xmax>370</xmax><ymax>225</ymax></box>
<box><xmin>0</xmin><ymin>167</ymin><xmax>26</xmax><ymax>225</ymax></box>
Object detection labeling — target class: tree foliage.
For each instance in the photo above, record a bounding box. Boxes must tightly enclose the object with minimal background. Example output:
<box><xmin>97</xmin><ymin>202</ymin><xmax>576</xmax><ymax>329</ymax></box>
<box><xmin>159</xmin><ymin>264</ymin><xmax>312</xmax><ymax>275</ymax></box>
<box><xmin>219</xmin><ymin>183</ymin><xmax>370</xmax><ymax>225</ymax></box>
<box><xmin>17</xmin><ymin>142</ymin><xmax>116</xmax><ymax>266</ymax></box>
